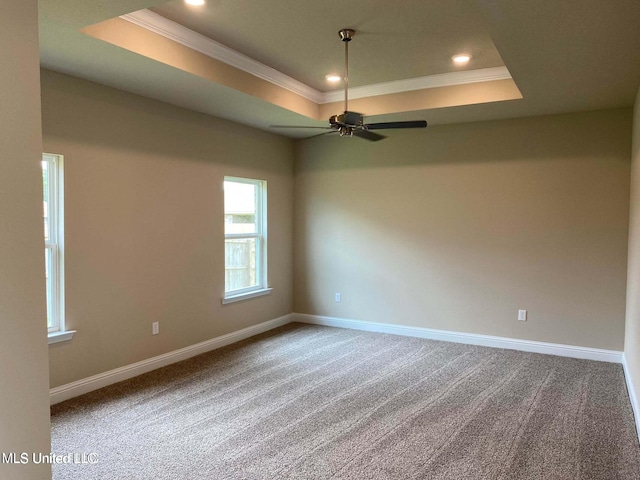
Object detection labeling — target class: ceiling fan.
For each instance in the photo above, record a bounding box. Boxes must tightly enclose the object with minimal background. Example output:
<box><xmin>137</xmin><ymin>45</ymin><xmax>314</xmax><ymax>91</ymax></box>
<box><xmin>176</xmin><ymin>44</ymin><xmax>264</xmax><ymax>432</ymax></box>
<box><xmin>271</xmin><ymin>29</ymin><xmax>428</xmax><ymax>141</ymax></box>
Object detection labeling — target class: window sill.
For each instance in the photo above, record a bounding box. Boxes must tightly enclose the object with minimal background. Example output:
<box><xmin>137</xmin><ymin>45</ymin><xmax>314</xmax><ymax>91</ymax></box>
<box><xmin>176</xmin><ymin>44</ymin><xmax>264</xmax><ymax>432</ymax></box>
<box><xmin>222</xmin><ymin>288</ymin><xmax>273</xmax><ymax>305</ymax></box>
<box><xmin>48</xmin><ymin>330</ymin><xmax>76</xmax><ymax>345</ymax></box>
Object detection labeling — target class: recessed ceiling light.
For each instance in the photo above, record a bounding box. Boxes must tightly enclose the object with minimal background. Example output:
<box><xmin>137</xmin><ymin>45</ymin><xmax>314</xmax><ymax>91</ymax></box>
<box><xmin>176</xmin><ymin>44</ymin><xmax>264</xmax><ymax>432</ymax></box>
<box><xmin>184</xmin><ymin>0</ymin><xmax>205</xmax><ymax>6</ymax></box>
<box><xmin>325</xmin><ymin>74</ymin><xmax>341</xmax><ymax>83</ymax></box>
<box><xmin>452</xmin><ymin>54</ymin><xmax>472</xmax><ymax>64</ymax></box>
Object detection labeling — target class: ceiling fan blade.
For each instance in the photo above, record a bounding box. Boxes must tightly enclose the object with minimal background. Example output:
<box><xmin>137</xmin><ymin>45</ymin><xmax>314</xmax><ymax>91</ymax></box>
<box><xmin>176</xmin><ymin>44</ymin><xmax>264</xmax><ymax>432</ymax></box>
<box><xmin>270</xmin><ymin>125</ymin><xmax>333</xmax><ymax>129</ymax></box>
<box><xmin>308</xmin><ymin>131</ymin><xmax>339</xmax><ymax>139</ymax></box>
<box><xmin>353</xmin><ymin>129</ymin><xmax>386</xmax><ymax>141</ymax></box>
<box><xmin>365</xmin><ymin>120</ymin><xmax>428</xmax><ymax>130</ymax></box>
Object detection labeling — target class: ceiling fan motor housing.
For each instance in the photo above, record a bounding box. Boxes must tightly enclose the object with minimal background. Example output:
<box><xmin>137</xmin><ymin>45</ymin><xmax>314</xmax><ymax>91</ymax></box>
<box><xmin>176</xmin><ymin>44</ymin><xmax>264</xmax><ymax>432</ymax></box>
<box><xmin>330</xmin><ymin>111</ymin><xmax>363</xmax><ymax>127</ymax></box>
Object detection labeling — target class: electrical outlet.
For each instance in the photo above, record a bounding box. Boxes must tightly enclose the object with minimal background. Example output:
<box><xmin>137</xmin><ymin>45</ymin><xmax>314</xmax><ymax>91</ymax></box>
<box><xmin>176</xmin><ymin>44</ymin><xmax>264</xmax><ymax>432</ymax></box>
<box><xmin>335</xmin><ymin>293</ymin><xmax>341</xmax><ymax>303</ymax></box>
<box><xmin>152</xmin><ymin>322</ymin><xmax>159</xmax><ymax>335</ymax></box>
<box><xmin>517</xmin><ymin>310</ymin><xmax>527</xmax><ymax>321</ymax></box>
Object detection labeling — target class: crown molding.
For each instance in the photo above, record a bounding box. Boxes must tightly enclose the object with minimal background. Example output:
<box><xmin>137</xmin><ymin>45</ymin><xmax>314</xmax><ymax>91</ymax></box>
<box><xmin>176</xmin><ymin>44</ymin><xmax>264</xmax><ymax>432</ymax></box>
<box><xmin>121</xmin><ymin>9</ymin><xmax>512</xmax><ymax>106</ymax></box>
<box><xmin>321</xmin><ymin>67</ymin><xmax>512</xmax><ymax>104</ymax></box>
<box><xmin>121</xmin><ymin>10</ymin><xmax>324</xmax><ymax>103</ymax></box>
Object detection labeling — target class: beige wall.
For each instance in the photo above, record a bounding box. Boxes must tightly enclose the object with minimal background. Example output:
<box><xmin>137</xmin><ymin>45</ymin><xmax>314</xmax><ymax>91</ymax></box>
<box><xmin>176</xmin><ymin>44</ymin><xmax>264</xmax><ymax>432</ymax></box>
<box><xmin>42</xmin><ymin>70</ymin><xmax>294</xmax><ymax>388</ymax></box>
<box><xmin>0</xmin><ymin>2</ymin><xmax>52</xmax><ymax>479</ymax></box>
<box><xmin>294</xmin><ymin>109</ymin><xmax>631</xmax><ymax>350</ymax></box>
<box><xmin>625</xmin><ymin>87</ymin><xmax>640</xmax><ymax>406</ymax></box>
<box><xmin>36</xmin><ymin>65</ymin><xmax>636</xmax><ymax>402</ymax></box>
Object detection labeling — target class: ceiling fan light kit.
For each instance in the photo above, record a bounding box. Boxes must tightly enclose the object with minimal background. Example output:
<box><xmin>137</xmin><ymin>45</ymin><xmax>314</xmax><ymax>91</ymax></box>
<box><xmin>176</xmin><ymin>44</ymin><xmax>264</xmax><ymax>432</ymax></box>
<box><xmin>272</xmin><ymin>29</ymin><xmax>428</xmax><ymax>141</ymax></box>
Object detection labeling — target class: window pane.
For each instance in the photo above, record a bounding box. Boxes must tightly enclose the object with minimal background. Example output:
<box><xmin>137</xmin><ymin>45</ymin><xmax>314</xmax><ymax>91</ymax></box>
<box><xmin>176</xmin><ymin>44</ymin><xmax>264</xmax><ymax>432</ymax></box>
<box><xmin>45</xmin><ymin>247</ymin><xmax>54</xmax><ymax>329</ymax></box>
<box><xmin>224</xmin><ymin>181</ymin><xmax>256</xmax><ymax>234</ymax></box>
<box><xmin>225</xmin><ymin>238</ymin><xmax>257</xmax><ymax>292</ymax></box>
<box><xmin>42</xmin><ymin>160</ymin><xmax>50</xmax><ymax>242</ymax></box>
<box><xmin>223</xmin><ymin>176</ymin><xmax>266</xmax><ymax>297</ymax></box>
<box><xmin>43</xmin><ymin>154</ymin><xmax>64</xmax><ymax>333</ymax></box>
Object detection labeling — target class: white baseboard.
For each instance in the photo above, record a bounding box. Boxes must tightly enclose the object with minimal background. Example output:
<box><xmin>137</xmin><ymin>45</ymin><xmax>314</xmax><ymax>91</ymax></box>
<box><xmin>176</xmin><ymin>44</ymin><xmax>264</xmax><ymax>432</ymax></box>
<box><xmin>49</xmin><ymin>313</ymin><xmax>294</xmax><ymax>405</ymax></box>
<box><xmin>292</xmin><ymin>313</ymin><xmax>623</xmax><ymax>364</ymax></box>
<box><xmin>51</xmin><ymin>310</ymin><xmax>637</xmax><ymax>441</ymax></box>
<box><xmin>50</xmin><ymin>311</ymin><xmax>627</xmax><ymax>407</ymax></box>
<box><xmin>622</xmin><ymin>354</ymin><xmax>640</xmax><ymax>442</ymax></box>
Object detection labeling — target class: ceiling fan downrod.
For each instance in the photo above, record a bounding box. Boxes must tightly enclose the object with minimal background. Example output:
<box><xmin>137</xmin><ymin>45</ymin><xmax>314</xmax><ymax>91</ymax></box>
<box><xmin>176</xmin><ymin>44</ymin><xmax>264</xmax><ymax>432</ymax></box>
<box><xmin>339</xmin><ymin>29</ymin><xmax>355</xmax><ymax>113</ymax></box>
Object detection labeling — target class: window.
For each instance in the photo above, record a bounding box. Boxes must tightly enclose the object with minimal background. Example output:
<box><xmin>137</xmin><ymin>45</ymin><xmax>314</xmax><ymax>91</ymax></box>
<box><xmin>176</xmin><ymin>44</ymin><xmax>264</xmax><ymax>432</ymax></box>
<box><xmin>42</xmin><ymin>154</ymin><xmax>72</xmax><ymax>343</ymax></box>
<box><xmin>223</xmin><ymin>177</ymin><xmax>270</xmax><ymax>303</ymax></box>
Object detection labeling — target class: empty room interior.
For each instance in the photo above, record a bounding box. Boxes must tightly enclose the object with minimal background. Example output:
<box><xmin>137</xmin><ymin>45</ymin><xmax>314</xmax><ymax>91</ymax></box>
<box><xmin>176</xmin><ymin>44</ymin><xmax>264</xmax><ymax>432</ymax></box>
<box><xmin>3</xmin><ymin>0</ymin><xmax>640</xmax><ymax>478</ymax></box>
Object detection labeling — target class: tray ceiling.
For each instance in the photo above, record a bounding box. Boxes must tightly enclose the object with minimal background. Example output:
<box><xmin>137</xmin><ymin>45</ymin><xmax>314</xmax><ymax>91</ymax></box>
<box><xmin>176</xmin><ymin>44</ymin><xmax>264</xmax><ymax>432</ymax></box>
<box><xmin>39</xmin><ymin>0</ymin><xmax>640</xmax><ymax>138</ymax></box>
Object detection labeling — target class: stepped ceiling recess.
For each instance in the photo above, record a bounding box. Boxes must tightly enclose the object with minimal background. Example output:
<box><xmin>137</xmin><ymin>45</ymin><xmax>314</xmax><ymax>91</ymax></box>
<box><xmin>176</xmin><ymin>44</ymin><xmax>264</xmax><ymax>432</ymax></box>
<box><xmin>40</xmin><ymin>0</ymin><xmax>640</xmax><ymax>138</ymax></box>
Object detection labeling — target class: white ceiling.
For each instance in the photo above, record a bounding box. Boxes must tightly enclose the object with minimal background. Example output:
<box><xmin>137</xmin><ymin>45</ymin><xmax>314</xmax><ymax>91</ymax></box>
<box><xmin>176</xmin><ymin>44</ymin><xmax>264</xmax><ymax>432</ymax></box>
<box><xmin>39</xmin><ymin>0</ymin><xmax>640</xmax><ymax>138</ymax></box>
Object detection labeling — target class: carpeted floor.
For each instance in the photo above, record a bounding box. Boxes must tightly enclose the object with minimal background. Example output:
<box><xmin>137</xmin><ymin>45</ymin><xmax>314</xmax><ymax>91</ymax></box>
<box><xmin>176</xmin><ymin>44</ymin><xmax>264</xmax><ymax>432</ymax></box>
<box><xmin>51</xmin><ymin>323</ymin><xmax>640</xmax><ymax>479</ymax></box>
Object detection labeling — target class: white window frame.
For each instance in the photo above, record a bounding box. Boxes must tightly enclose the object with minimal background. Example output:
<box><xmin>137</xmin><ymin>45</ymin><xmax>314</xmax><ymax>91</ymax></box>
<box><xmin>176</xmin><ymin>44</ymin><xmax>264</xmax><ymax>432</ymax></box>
<box><xmin>43</xmin><ymin>153</ymin><xmax>74</xmax><ymax>344</ymax></box>
<box><xmin>222</xmin><ymin>176</ymin><xmax>271</xmax><ymax>304</ymax></box>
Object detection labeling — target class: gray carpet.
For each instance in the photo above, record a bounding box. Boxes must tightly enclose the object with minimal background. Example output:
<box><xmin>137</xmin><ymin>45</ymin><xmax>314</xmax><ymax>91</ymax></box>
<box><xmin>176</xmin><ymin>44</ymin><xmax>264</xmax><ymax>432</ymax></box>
<box><xmin>51</xmin><ymin>323</ymin><xmax>640</xmax><ymax>479</ymax></box>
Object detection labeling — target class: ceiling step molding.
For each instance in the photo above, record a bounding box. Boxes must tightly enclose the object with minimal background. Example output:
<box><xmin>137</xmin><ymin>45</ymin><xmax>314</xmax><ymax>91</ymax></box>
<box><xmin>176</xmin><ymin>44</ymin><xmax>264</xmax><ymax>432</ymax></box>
<box><xmin>121</xmin><ymin>9</ymin><xmax>512</xmax><ymax>106</ymax></box>
<box><xmin>121</xmin><ymin>9</ymin><xmax>323</xmax><ymax>103</ymax></box>
<box><xmin>321</xmin><ymin>67</ymin><xmax>512</xmax><ymax>104</ymax></box>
